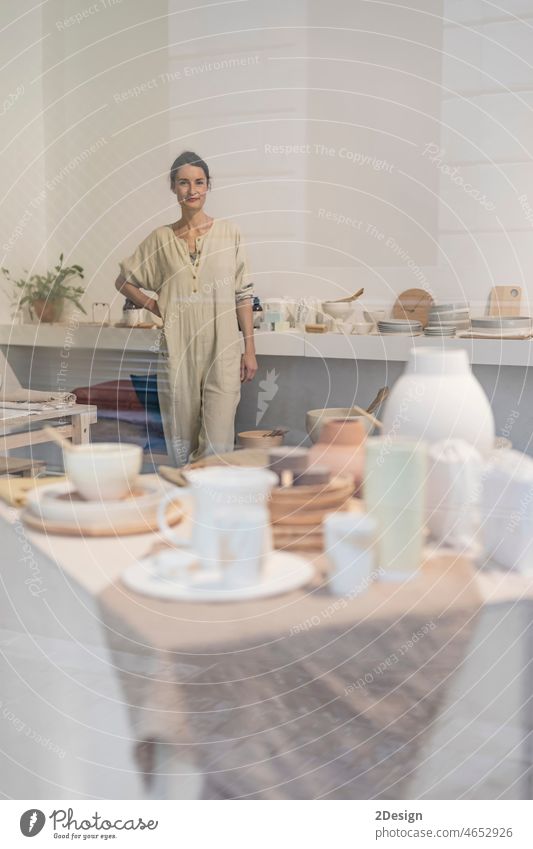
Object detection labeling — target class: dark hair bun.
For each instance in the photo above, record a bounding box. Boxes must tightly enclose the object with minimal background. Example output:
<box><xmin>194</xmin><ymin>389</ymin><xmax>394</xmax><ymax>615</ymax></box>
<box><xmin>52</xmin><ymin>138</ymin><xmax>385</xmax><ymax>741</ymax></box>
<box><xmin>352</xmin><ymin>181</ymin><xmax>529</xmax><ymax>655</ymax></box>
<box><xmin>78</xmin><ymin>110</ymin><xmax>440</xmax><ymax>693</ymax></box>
<box><xmin>170</xmin><ymin>151</ymin><xmax>210</xmax><ymax>190</ymax></box>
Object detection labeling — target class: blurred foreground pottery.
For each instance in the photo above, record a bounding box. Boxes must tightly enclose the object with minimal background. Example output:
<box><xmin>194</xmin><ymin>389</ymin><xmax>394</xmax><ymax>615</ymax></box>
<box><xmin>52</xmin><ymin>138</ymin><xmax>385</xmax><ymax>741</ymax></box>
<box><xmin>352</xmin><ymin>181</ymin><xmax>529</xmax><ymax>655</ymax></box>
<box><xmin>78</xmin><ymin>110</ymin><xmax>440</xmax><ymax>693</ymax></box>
<box><xmin>382</xmin><ymin>348</ymin><xmax>495</xmax><ymax>453</ymax></box>
<box><xmin>306</xmin><ymin>407</ymin><xmax>373</xmax><ymax>444</ymax></box>
<box><xmin>308</xmin><ymin>418</ymin><xmax>367</xmax><ymax>486</ymax></box>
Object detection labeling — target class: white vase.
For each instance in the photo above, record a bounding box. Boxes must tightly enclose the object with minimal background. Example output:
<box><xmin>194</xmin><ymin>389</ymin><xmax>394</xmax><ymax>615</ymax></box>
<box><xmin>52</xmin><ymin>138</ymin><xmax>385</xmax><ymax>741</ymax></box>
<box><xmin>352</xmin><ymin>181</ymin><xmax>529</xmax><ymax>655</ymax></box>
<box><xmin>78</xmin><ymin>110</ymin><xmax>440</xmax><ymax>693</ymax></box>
<box><xmin>382</xmin><ymin>348</ymin><xmax>495</xmax><ymax>453</ymax></box>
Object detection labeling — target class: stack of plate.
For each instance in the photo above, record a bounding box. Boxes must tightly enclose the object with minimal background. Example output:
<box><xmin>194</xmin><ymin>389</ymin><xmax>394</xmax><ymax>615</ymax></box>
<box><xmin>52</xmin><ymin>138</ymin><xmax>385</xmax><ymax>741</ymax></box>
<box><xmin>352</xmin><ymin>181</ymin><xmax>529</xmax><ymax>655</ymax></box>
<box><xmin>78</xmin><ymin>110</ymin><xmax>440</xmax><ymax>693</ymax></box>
<box><xmin>469</xmin><ymin>316</ymin><xmax>532</xmax><ymax>338</ymax></box>
<box><xmin>424</xmin><ymin>325</ymin><xmax>456</xmax><ymax>337</ymax></box>
<box><xmin>22</xmin><ymin>480</ymin><xmax>182</xmax><ymax>536</ymax></box>
<box><xmin>377</xmin><ymin>318</ymin><xmax>423</xmax><ymax>335</ymax></box>
<box><xmin>269</xmin><ymin>476</ymin><xmax>353</xmax><ymax>551</ymax></box>
<box><xmin>427</xmin><ymin>302</ymin><xmax>470</xmax><ymax>334</ymax></box>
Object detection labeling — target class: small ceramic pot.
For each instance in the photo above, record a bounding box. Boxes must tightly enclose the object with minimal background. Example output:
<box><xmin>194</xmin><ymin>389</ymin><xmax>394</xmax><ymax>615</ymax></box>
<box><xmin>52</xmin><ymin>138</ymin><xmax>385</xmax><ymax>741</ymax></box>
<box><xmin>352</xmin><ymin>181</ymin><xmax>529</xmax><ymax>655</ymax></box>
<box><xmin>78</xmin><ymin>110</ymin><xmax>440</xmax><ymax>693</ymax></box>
<box><xmin>238</xmin><ymin>430</ymin><xmax>285</xmax><ymax>449</ymax></box>
<box><xmin>308</xmin><ymin>418</ymin><xmax>367</xmax><ymax>485</ymax></box>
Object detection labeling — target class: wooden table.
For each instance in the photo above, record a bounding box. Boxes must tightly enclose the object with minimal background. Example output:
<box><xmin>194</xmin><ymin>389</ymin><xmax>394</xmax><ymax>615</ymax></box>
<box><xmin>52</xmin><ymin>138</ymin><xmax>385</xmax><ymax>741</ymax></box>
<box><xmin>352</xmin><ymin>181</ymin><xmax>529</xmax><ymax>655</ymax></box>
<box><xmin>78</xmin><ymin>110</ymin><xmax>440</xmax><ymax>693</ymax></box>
<box><xmin>0</xmin><ymin>455</ymin><xmax>45</xmax><ymax>477</ymax></box>
<box><xmin>0</xmin><ymin>403</ymin><xmax>97</xmax><ymax>452</ymax></box>
<box><xmin>2</xmin><ymin>482</ymin><xmax>533</xmax><ymax>800</ymax></box>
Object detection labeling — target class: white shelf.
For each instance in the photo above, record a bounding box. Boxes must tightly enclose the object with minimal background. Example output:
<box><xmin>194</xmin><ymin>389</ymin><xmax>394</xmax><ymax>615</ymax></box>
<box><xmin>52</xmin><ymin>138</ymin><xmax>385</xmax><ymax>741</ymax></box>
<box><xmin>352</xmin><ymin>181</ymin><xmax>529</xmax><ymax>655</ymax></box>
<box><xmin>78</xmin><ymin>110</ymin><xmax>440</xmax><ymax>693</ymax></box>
<box><xmin>303</xmin><ymin>332</ymin><xmax>533</xmax><ymax>367</ymax></box>
<box><xmin>0</xmin><ymin>323</ymin><xmax>159</xmax><ymax>353</ymax></box>
<box><xmin>1</xmin><ymin>325</ymin><xmax>533</xmax><ymax>367</ymax></box>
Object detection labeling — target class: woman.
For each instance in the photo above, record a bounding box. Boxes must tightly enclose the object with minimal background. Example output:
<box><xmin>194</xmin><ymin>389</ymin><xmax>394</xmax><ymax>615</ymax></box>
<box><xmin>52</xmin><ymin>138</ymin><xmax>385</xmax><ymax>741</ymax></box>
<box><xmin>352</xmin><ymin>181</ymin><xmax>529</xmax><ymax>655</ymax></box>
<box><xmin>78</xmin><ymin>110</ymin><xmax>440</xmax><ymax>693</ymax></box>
<box><xmin>115</xmin><ymin>151</ymin><xmax>257</xmax><ymax>466</ymax></box>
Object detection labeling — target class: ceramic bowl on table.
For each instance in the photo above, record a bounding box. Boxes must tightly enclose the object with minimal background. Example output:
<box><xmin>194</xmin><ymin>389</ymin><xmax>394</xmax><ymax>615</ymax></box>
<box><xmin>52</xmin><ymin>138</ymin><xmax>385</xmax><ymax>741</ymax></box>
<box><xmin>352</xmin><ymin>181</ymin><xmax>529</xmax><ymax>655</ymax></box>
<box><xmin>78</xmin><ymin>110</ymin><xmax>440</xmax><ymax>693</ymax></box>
<box><xmin>469</xmin><ymin>316</ymin><xmax>531</xmax><ymax>337</ymax></box>
<box><xmin>364</xmin><ymin>309</ymin><xmax>386</xmax><ymax>326</ymax></box>
<box><xmin>429</xmin><ymin>301</ymin><xmax>469</xmax><ymax>314</ymax></box>
<box><xmin>322</xmin><ymin>301</ymin><xmax>354</xmax><ymax>320</ymax></box>
<box><xmin>63</xmin><ymin>442</ymin><xmax>143</xmax><ymax>501</ymax></box>
<box><xmin>350</xmin><ymin>321</ymin><xmax>374</xmax><ymax>335</ymax></box>
<box><xmin>306</xmin><ymin>407</ymin><xmax>374</xmax><ymax>444</ymax></box>
<box><xmin>238</xmin><ymin>429</ymin><xmax>286</xmax><ymax>449</ymax></box>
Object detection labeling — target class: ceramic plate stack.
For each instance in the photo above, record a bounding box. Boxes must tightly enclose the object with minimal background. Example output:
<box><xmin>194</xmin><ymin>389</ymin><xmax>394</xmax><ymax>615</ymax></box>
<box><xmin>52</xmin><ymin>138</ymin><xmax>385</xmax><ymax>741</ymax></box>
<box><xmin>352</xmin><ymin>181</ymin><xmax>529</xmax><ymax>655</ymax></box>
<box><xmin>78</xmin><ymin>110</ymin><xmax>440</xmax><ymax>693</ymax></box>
<box><xmin>424</xmin><ymin>325</ymin><xmax>456</xmax><ymax>337</ymax></box>
<box><xmin>377</xmin><ymin>319</ymin><xmax>423</xmax><ymax>336</ymax></box>
<box><xmin>426</xmin><ymin>302</ymin><xmax>470</xmax><ymax>335</ymax></box>
<box><xmin>22</xmin><ymin>480</ymin><xmax>183</xmax><ymax>536</ymax></box>
<box><xmin>469</xmin><ymin>316</ymin><xmax>532</xmax><ymax>339</ymax></box>
<box><xmin>269</xmin><ymin>476</ymin><xmax>353</xmax><ymax>552</ymax></box>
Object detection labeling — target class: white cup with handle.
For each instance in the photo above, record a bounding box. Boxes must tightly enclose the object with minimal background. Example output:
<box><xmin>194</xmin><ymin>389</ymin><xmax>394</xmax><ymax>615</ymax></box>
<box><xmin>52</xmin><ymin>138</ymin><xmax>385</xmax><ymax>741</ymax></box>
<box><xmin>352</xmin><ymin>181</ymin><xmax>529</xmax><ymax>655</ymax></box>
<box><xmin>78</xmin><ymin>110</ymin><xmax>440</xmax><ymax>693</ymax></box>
<box><xmin>157</xmin><ymin>467</ymin><xmax>278</xmax><ymax>578</ymax></box>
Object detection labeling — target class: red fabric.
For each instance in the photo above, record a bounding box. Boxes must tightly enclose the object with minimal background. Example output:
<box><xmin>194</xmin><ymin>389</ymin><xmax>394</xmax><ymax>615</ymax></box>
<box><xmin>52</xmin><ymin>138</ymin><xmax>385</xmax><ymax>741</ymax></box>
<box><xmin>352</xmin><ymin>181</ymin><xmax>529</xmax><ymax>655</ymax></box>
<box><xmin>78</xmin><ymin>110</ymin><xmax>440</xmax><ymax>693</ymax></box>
<box><xmin>72</xmin><ymin>379</ymin><xmax>144</xmax><ymax>411</ymax></box>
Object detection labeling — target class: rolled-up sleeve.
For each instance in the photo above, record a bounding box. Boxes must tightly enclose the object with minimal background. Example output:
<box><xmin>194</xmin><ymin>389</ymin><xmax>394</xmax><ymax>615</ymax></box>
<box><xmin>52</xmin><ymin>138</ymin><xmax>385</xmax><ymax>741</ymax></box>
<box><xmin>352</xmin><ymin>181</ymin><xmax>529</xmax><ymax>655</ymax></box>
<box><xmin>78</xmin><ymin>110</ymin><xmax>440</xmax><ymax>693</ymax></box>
<box><xmin>235</xmin><ymin>228</ymin><xmax>254</xmax><ymax>303</ymax></box>
<box><xmin>119</xmin><ymin>230</ymin><xmax>163</xmax><ymax>293</ymax></box>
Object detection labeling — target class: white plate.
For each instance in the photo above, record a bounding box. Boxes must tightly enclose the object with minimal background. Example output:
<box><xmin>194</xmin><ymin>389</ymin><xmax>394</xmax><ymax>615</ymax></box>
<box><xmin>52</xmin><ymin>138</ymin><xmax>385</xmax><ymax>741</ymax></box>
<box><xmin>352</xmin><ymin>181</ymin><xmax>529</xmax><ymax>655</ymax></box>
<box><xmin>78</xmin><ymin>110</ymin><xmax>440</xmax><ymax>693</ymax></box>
<box><xmin>122</xmin><ymin>550</ymin><xmax>314</xmax><ymax>602</ymax></box>
<box><xmin>25</xmin><ymin>479</ymin><xmax>171</xmax><ymax>525</ymax></box>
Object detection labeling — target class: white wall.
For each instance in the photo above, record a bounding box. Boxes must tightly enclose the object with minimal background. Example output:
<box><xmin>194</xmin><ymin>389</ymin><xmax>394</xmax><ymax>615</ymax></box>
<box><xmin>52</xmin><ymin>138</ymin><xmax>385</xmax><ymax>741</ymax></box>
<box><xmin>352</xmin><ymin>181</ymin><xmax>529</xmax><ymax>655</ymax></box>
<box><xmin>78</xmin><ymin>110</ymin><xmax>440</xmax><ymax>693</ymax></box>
<box><xmin>2</xmin><ymin>0</ymin><xmax>533</xmax><ymax>320</ymax></box>
<box><xmin>0</xmin><ymin>1</ymin><xmax>47</xmax><ymax>321</ymax></box>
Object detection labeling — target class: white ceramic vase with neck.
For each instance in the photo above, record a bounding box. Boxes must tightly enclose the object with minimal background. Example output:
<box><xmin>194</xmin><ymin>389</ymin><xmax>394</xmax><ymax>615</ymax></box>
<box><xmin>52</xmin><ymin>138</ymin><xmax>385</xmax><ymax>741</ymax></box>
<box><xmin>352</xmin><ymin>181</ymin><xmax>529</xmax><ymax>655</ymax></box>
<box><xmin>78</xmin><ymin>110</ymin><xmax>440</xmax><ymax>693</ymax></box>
<box><xmin>382</xmin><ymin>347</ymin><xmax>495</xmax><ymax>453</ymax></box>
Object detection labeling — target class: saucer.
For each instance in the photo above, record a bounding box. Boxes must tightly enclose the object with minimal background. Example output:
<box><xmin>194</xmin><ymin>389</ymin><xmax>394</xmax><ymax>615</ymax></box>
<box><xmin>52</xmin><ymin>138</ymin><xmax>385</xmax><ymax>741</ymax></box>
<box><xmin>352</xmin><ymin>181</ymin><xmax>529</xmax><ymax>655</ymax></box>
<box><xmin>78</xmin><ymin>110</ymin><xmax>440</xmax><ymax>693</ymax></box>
<box><xmin>121</xmin><ymin>550</ymin><xmax>314</xmax><ymax>602</ymax></box>
<box><xmin>23</xmin><ymin>479</ymin><xmax>182</xmax><ymax>536</ymax></box>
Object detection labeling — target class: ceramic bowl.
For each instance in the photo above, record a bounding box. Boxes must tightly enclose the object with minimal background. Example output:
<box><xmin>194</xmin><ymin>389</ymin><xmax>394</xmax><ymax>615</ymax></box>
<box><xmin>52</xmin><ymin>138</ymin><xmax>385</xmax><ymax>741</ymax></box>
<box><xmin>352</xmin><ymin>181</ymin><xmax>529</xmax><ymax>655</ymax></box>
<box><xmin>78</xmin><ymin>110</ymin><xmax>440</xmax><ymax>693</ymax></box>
<box><xmin>322</xmin><ymin>301</ymin><xmax>353</xmax><ymax>320</ymax></box>
<box><xmin>63</xmin><ymin>442</ymin><xmax>143</xmax><ymax>501</ymax></box>
<box><xmin>306</xmin><ymin>407</ymin><xmax>374</xmax><ymax>444</ymax></box>
<box><xmin>350</xmin><ymin>321</ymin><xmax>374</xmax><ymax>335</ymax></box>
<box><xmin>238</xmin><ymin>429</ymin><xmax>286</xmax><ymax>449</ymax></box>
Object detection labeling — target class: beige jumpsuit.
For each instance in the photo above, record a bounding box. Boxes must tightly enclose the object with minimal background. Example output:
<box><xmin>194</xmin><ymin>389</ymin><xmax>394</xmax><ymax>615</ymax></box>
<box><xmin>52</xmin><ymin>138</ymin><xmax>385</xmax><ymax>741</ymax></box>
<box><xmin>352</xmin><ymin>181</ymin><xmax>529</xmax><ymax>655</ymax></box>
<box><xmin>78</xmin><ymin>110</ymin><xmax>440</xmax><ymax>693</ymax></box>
<box><xmin>119</xmin><ymin>218</ymin><xmax>253</xmax><ymax>466</ymax></box>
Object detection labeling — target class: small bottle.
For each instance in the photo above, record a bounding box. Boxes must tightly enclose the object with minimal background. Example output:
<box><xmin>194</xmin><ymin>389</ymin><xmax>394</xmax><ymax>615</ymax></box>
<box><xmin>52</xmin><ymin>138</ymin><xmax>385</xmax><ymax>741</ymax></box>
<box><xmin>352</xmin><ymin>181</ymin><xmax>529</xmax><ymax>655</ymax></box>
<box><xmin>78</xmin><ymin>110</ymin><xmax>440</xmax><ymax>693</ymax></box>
<box><xmin>122</xmin><ymin>297</ymin><xmax>142</xmax><ymax>327</ymax></box>
<box><xmin>252</xmin><ymin>295</ymin><xmax>263</xmax><ymax>329</ymax></box>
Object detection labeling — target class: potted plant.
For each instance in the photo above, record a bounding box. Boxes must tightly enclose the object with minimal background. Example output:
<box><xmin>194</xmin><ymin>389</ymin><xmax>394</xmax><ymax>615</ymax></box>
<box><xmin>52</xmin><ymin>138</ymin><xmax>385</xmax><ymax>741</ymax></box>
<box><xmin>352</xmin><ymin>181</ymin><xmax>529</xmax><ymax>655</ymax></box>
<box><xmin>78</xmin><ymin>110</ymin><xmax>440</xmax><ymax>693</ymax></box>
<box><xmin>2</xmin><ymin>254</ymin><xmax>86</xmax><ymax>322</ymax></box>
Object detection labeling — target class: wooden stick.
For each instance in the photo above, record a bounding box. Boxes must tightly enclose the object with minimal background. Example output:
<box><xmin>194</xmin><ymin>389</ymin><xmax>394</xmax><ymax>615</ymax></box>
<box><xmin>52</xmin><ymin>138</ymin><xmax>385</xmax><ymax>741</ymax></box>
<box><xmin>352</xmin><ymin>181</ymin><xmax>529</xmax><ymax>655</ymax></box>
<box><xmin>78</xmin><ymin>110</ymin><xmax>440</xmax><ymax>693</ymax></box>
<box><xmin>42</xmin><ymin>425</ymin><xmax>73</xmax><ymax>451</ymax></box>
<box><xmin>329</xmin><ymin>287</ymin><xmax>364</xmax><ymax>304</ymax></box>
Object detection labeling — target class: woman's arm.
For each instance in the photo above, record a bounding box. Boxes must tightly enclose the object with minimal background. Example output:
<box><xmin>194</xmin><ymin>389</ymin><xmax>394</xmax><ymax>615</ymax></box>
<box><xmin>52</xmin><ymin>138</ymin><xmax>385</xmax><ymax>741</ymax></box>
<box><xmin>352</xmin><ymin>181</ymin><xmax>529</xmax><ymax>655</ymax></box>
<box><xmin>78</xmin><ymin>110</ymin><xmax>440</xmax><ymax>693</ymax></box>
<box><xmin>236</xmin><ymin>299</ymin><xmax>257</xmax><ymax>382</ymax></box>
<box><xmin>115</xmin><ymin>275</ymin><xmax>161</xmax><ymax>317</ymax></box>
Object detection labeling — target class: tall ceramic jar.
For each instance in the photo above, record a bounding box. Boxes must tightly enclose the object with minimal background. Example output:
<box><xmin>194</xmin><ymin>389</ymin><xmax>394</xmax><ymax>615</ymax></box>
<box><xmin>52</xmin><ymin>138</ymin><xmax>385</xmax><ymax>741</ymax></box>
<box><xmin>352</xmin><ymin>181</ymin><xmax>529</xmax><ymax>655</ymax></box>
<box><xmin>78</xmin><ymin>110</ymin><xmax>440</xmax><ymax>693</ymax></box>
<box><xmin>382</xmin><ymin>348</ymin><xmax>495</xmax><ymax>453</ymax></box>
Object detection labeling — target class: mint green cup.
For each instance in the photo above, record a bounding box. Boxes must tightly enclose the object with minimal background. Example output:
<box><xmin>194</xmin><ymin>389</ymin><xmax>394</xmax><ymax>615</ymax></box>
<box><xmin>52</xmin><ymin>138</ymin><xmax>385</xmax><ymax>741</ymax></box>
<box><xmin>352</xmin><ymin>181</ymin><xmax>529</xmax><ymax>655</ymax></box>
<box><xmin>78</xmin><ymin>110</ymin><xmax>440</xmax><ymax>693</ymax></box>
<box><xmin>363</xmin><ymin>438</ymin><xmax>427</xmax><ymax>581</ymax></box>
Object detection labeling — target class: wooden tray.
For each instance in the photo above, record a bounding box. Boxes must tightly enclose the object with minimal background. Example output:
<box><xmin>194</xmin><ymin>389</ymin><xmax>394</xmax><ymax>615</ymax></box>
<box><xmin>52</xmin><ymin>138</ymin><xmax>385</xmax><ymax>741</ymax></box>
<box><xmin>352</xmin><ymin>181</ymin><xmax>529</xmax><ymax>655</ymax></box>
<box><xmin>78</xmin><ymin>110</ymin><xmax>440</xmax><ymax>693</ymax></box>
<box><xmin>21</xmin><ymin>500</ymin><xmax>183</xmax><ymax>537</ymax></box>
<box><xmin>460</xmin><ymin>333</ymin><xmax>531</xmax><ymax>340</ymax></box>
<box><xmin>270</xmin><ymin>508</ymin><xmax>327</xmax><ymax>527</ymax></box>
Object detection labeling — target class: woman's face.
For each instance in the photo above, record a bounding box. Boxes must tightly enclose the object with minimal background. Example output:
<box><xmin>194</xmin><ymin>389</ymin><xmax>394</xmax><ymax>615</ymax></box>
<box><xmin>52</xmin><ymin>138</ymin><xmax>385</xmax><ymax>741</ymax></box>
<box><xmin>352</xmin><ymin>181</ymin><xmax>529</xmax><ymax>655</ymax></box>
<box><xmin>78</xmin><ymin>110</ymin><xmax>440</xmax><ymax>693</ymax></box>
<box><xmin>173</xmin><ymin>164</ymin><xmax>209</xmax><ymax>210</ymax></box>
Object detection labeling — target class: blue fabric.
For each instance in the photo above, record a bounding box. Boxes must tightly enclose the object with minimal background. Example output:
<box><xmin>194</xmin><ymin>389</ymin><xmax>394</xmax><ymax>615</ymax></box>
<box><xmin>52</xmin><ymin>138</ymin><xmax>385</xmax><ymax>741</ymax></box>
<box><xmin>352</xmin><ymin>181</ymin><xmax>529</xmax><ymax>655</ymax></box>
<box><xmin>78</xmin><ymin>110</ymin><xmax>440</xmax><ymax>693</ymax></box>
<box><xmin>130</xmin><ymin>373</ymin><xmax>161</xmax><ymax>416</ymax></box>
<box><xmin>130</xmin><ymin>373</ymin><xmax>165</xmax><ymax>451</ymax></box>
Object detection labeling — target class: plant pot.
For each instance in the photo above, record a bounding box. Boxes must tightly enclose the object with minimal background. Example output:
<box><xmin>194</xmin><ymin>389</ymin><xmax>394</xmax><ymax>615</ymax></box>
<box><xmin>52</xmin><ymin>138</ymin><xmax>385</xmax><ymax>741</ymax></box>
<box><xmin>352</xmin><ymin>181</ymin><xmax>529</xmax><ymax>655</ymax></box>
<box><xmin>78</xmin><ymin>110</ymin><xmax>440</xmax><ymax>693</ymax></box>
<box><xmin>382</xmin><ymin>347</ymin><xmax>495</xmax><ymax>452</ymax></box>
<box><xmin>32</xmin><ymin>298</ymin><xmax>64</xmax><ymax>323</ymax></box>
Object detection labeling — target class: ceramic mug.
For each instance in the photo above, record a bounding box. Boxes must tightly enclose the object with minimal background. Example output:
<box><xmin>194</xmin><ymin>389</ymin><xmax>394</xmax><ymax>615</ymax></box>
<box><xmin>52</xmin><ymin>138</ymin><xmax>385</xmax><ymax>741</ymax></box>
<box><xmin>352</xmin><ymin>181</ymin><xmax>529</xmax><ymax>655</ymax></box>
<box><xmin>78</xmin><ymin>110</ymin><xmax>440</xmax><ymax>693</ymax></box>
<box><xmin>157</xmin><ymin>467</ymin><xmax>278</xmax><ymax>574</ymax></box>
<box><xmin>363</xmin><ymin>437</ymin><xmax>427</xmax><ymax>581</ymax></box>
<box><xmin>217</xmin><ymin>507</ymin><xmax>266</xmax><ymax>589</ymax></box>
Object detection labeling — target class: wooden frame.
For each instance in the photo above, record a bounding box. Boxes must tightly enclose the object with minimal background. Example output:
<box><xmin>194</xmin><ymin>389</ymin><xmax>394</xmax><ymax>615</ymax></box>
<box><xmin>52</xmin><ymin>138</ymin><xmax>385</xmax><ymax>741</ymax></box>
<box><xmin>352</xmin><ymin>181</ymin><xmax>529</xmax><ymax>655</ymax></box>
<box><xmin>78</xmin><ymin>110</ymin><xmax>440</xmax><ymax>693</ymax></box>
<box><xmin>0</xmin><ymin>404</ymin><xmax>97</xmax><ymax>452</ymax></box>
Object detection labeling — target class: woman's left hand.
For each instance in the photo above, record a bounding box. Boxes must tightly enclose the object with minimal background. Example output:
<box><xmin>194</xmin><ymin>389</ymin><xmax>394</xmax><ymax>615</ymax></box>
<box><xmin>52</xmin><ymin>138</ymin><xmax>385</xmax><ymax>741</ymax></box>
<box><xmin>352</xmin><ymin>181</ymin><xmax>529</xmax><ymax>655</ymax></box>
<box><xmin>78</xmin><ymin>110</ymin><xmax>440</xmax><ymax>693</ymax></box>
<box><xmin>241</xmin><ymin>351</ymin><xmax>258</xmax><ymax>382</ymax></box>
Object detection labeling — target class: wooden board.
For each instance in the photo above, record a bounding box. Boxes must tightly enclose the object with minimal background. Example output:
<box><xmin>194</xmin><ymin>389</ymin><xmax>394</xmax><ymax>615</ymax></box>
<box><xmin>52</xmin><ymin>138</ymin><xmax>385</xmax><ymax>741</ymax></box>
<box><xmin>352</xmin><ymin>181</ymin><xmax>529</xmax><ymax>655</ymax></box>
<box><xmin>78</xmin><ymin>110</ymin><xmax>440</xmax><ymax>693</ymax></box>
<box><xmin>488</xmin><ymin>285</ymin><xmax>522</xmax><ymax>316</ymax></box>
<box><xmin>114</xmin><ymin>322</ymin><xmax>159</xmax><ymax>329</ymax></box>
<box><xmin>460</xmin><ymin>333</ymin><xmax>531</xmax><ymax>340</ymax></box>
<box><xmin>0</xmin><ymin>456</ymin><xmax>45</xmax><ymax>477</ymax></box>
<box><xmin>392</xmin><ymin>288</ymin><xmax>434</xmax><ymax>328</ymax></box>
<box><xmin>21</xmin><ymin>500</ymin><xmax>183</xmax><ymax>537</ymax></box>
